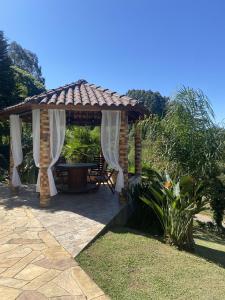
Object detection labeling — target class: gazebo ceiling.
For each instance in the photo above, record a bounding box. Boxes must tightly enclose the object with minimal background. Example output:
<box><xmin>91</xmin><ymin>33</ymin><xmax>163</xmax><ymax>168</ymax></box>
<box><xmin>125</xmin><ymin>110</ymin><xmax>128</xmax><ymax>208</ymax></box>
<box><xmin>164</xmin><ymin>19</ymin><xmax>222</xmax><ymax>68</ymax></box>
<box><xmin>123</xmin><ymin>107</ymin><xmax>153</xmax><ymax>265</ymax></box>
<box><xmin>0</xmin><ymin>79</ymin><xmax>148</xmax><ymax>124</ymax></box>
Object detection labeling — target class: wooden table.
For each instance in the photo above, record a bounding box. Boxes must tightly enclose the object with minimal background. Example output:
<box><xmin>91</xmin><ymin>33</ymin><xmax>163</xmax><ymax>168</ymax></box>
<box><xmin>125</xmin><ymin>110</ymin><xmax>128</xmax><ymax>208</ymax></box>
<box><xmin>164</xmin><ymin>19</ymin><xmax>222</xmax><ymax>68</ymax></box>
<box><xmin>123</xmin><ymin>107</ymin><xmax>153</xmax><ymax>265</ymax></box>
<box><xmin>57</xmin><ymin>163</ymin><xmax>97</xmax><ymax>193</ymax></box>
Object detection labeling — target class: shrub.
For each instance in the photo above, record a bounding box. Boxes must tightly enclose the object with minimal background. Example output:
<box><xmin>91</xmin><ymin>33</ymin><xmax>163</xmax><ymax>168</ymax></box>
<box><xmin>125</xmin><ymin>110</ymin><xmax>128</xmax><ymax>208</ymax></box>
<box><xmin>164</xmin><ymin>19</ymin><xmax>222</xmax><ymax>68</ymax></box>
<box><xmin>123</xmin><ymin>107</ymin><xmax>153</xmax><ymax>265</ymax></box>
<box><xmin>130</xmin><ymin>169</ymin><xmax>208</xmax><ymax>250</ymax></box>
<box><xmin>62</xmin><ymin>126</ymin><xmax>100</xmax><ymax>163</ymax></box>
<box><xmin>139</xmin><ymin>87</ymin><xmax>225</xmax><ymax>227</ymax></box>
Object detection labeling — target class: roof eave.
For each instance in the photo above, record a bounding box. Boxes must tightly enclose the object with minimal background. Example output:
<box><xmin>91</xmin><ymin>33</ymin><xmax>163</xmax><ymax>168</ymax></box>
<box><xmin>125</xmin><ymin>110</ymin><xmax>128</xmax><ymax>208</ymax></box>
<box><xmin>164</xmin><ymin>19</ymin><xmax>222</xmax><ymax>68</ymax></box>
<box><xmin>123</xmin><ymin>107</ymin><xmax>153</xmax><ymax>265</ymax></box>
<box><xmin>0</xmin><ymin>102</ymin><xmax>147</xmax><ymax>119</ymax></box>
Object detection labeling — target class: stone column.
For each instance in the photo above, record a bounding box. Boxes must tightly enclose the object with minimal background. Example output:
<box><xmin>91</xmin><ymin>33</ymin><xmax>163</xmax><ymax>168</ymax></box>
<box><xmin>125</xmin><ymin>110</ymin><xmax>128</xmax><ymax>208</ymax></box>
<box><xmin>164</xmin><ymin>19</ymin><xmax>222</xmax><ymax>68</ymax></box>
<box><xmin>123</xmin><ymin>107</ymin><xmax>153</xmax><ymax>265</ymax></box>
<box><xmin>119</xmin><ymin>111</ymin><xmax>129</xmax><ymax>191</ymax></box>
<box><xmin>134</xmin><ymin>121</ymin><xmax>142</xmax><ymax>176</ymax></box>
<box><xmin>39</xmin><ymin>109</ymin><xmax>51</xmax><ymax>207</ymax></box>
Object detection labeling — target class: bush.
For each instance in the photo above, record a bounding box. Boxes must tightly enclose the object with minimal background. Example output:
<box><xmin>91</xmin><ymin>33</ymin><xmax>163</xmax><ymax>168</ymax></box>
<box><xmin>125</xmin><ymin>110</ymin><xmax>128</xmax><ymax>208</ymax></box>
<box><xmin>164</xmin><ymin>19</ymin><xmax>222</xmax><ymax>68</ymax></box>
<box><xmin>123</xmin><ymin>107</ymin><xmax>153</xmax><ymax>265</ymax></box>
<box><xmin>62</xmin><ymin>126</ymin><xmax>100</xmax><ymax>163</ymax></box>
<box><xmin>139</xmin><ymin>87</ymin><xmax>225</xmax><ymax>227</ymax></box>
<box><xmin>129</xmin><ymin>169</ymin><xmax>208</xmax><ymax>250</ymax></box>
<box><xmin>127</xmin><ymin>181</ymin><xmax>163</xmax><ymax>235</ymax></box>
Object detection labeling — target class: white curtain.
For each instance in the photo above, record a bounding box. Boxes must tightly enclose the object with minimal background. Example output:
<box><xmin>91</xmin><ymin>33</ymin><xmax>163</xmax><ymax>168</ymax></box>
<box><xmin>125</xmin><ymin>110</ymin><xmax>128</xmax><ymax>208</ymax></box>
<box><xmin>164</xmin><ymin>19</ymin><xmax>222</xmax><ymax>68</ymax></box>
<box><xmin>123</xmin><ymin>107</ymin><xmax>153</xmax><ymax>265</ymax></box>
<box><xmin>32</xmin><ymin>109</ymin><xmax>66</xmax><ymax>196</ymax></box>
<box><xmin>10</xmin><ymin>115</ymin><xmax>23</xmax><ymax>187</ymax></box>
<box><xmin>101</xmin><ymin>110</ymin><xmax>124</xmax><ymax>192</ymax></box>
<box><xmin>48</xmin><ymin>109</ymin><xmax>66</xmax><ymax>196</ymax></box>
<box><xmin>32</xmin><ymin>109</ymin><xmax>40</xmax><ymax>192</ymax></box>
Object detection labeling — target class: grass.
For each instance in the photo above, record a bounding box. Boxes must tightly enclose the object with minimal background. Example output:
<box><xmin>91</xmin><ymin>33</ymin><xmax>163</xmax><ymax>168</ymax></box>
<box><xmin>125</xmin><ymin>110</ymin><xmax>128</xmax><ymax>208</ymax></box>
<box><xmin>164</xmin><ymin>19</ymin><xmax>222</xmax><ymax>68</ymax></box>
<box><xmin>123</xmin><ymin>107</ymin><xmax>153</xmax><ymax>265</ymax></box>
<box><xmin>77</xmin><ymin>227</ymin><xmax>225</xmax><ymax>300</ymax></box>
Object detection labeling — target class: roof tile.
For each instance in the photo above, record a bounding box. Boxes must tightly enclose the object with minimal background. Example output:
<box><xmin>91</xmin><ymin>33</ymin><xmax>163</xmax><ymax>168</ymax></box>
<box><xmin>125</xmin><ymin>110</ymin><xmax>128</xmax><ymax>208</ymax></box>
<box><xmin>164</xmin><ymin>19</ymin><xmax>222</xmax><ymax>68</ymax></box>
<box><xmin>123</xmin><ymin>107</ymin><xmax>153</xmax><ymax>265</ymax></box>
<box><xmin>2</xmin><ymin>80</ymin><xmax>145</xmax><ymax>113</ymax></box>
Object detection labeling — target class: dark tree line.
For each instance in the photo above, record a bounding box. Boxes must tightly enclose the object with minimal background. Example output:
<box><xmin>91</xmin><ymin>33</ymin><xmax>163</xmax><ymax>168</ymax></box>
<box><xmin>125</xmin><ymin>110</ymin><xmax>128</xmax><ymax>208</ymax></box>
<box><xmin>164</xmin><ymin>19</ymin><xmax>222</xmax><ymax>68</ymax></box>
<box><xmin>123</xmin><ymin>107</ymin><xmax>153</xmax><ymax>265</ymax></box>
<box><xmin>0</xmin><ymin>31</ymin><xmax>16</xmax><ymax>110</ymax></box>
<box><xmin>127</xmin><ymin>89</ymin><xmax>169</xmax><ymax>117</ymax></box>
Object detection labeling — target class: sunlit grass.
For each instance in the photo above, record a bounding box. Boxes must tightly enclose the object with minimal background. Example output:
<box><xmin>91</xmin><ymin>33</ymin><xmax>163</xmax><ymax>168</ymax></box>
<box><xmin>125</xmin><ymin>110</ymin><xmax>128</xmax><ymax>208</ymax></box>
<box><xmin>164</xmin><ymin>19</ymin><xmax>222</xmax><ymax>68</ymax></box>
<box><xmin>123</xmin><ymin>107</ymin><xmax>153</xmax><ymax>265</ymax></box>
<box><xmin>77</xmin><ymin>227</ymin><xmax>225</xmax><ymax>300</ymax></box>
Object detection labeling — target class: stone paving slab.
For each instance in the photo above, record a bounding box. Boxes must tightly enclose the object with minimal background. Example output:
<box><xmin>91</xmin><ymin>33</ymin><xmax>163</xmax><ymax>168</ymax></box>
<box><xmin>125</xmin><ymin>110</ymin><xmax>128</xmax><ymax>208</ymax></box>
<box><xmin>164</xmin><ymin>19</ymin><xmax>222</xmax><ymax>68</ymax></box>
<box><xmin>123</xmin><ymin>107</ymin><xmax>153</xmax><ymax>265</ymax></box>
<box><xmin>0</xmin><ymin>184</ymin><xmax>115</xmax><ymax>299</ymax></box>
<box><xmin>0</xmin><ymin>184</ymin><xmax>122</xmax><ymax>257</ymax></box>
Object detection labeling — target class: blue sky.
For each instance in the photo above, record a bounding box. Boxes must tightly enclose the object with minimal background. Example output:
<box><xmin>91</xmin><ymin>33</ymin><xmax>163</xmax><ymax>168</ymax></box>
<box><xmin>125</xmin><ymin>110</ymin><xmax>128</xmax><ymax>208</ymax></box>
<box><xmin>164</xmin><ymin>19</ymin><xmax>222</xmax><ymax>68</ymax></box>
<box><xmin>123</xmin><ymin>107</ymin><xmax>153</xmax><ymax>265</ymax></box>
<box><xmin>1</xmin><ymin>0</ymin><xmax>225</xmax><ymax>122</ymax></box>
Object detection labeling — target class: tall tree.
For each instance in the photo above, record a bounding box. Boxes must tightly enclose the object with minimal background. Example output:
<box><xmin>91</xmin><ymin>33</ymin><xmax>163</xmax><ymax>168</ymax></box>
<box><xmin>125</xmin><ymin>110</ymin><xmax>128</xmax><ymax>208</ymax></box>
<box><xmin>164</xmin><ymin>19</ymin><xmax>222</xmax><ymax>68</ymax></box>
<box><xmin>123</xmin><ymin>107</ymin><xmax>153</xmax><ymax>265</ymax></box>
<box><xmin>127</xmin><ymin>89</ymin><xmax>169</xmax><ymax>117</ymax></box>
<box><xmin>0</xmin><ymin>31</ymin><xmax>16</xmax><ymax>110</ymax></box>
<box><xmin>8</xmin><ymin>41</ymin><xmax>45</xmax><ymax>84</ymax></box>
<box><xmin>13</xmin><ymin>66</ymin><xmax>45</xmax><ymax>100</ymax></box>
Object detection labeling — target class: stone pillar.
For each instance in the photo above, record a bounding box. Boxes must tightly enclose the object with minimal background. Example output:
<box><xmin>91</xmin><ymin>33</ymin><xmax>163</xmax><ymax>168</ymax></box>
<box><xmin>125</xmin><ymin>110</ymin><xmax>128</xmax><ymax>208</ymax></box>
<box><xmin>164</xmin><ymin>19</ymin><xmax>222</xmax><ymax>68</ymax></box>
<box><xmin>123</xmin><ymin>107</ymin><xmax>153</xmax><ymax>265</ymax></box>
<box><xmin>39</xmin><ymin>109</ymin><xmax>51</xmax><ymax>207</ymax></box>
<box><xmin>119</xmin><ymin>111</ymin><xmax>129</xmax><ymax>191</ymax></box>
<box><xmin>134</xmin><ymin>121</ymin><xmax>142</xmax><ymax>175</ymax></box>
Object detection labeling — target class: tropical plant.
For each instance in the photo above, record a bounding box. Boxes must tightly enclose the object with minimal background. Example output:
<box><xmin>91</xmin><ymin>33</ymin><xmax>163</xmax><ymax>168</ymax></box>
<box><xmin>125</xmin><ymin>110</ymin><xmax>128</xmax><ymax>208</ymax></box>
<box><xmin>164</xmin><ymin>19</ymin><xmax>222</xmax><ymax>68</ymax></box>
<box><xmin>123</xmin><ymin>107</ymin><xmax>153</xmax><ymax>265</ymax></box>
<box><xmin>62</xmin><ymin>126</ymin><xmax>100</xmax><ymax>163</ymax></box>
<box><xmin>141</xmin><ymin>87</ymin><xmax>224</xmax><ymax>178</ymax></box>
<box><xmin>206</xmin><ymin>176</ymin><xmax>225</xmax><ymax>231</ymax></box>
<box><xmin>130</xmin><ymin>169</ymin><xmax>208</xmax><ymax>250</ymax></box>
<box><xmin>19</xmin><ymin>124</ymin><xmax>37</xmax><ymax>183</ymax></box>
<box><xmin>139</xmin><ymin>87</ymin><xmax>225</xmax><ymax>227</ymax></box>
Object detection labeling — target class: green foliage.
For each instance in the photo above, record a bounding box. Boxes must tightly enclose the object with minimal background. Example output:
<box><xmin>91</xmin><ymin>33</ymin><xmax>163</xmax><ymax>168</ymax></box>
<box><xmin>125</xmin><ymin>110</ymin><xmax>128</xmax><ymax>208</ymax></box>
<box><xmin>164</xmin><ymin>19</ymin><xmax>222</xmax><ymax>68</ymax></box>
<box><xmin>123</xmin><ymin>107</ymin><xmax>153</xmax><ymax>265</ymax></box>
<box><xmin>207</xmin><ymin>176</ymin><xmax>225</xmax><ymax>230</ymax></box>
<box><xmin>0</xmin><ymin>32</ymin><xmax>45</xmax><ymax>183</ymax></box>
<box><xmin>62</xmin><ymin>126</ymin><xmax>100</xmax><ymax>162</ymax></box>
<box><xmin>127</xmin><ymin>89</ymin><xmax>169</xmax><ymax>116</ymax></box>
<box><xmin>20</xmin><ymin>124</ymin><xmax>37</xmax><ymax>183</ymax></box>
<box><xmin>0</xmin><ymin>31</ymin><xmax>17</xmax><ymax>110</ymax></box>
<box><xmin>8</xmin><ymin>41</ymin><xmax>45</xmax><ymax>84</ymax></box>
<box><xmin>130</xmin><ymin>169</ymin><xmax>208</xmax><ymax>250</ymax></box>
<box><xmin>138</xmin><ymin>87</ymin><xmax>225</xmax><ymax>227</ymax></box>
<box><xmin>12</xmin><ymin>66</ymin><xmax>45</xmax><ymax>100</ymax></box>
<box><xmin>141</xmin><ymin>87</ymin><xmax>225</xmax><ymax>179</ymax></box>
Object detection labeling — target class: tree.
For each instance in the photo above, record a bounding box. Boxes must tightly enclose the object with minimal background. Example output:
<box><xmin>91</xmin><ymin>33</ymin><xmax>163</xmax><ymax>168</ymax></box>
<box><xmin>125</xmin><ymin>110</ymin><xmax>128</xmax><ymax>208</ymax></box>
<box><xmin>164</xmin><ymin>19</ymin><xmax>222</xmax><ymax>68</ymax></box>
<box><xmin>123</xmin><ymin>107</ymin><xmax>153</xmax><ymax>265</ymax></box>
<box><xmin>142</xmin><ymin>87</ymin><xmax>223</xmax><ymax>178</ymax></box>
<box><xmin>126</xmin><ymin>89</ymin><xmax>169</xmax><ymax>116</ymax></box>
<box><xmin>8</xmin><ymin>41</ymin><xmax>45</xmax><ymax>84</ymax></box>
<box><xmin>0</xmin><ymin>31</ymin><xmax>17</xmax><ymax>110</ymax></box>
<box><xmin>12</xmin><ymin>66</ymin><xmax>45</xmax><ymax>100</ymax></box>
<box><xmin>141</xmin><ymin>87</ymin><xmax>225</xmax><ymax>228</ymax></box>
<box><xmin>0</xmin><ymin>34</ymin><xmax>46</xmax><ymax>182</ymax></box>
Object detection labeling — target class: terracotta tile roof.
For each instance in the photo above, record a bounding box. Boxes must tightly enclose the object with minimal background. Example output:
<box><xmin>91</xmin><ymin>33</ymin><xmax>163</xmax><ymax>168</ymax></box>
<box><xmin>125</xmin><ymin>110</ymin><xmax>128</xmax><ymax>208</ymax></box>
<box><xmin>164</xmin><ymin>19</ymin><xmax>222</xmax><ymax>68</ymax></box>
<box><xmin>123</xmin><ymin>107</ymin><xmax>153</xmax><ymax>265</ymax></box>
<box><xmin>24</xmin><ymin>79</ymin><xmax>138</xmax><ymax>108</ymax></box>
<box><xmin>0</xmin><ymin>80</ymin><xmax>148</xmax><ymax>121</ymax></box>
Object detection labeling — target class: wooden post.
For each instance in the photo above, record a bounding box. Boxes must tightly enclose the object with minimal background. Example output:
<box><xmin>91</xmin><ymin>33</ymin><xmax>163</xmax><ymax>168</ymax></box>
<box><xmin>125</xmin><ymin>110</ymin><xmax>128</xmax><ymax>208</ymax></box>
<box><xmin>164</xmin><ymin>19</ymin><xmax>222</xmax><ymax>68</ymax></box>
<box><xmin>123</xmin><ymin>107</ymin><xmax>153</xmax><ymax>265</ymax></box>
<box><xmin>134</xmin><ymin>121</ymin><xmax>142</xmax><ymax>176</ymax></box>
<box><xmin>119</xmin><ymin>111</ymin><xmax>129</xmax><ymax>193</ymax></box>
<box><xmin>39</xmin><ymin>109</ymin><xmax>51</xmax><ymax>207</ymax></box>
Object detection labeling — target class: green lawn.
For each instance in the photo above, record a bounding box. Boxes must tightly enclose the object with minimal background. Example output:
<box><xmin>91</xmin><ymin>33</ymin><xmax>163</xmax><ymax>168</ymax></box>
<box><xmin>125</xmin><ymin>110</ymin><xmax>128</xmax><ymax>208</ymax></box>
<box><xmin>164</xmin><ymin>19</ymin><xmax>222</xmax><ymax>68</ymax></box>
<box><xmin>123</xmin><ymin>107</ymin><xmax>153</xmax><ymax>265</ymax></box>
<box><xmin>77</xmin><ymin>227</ymin><xmax>225</xmax><ymax>300</ymax></box>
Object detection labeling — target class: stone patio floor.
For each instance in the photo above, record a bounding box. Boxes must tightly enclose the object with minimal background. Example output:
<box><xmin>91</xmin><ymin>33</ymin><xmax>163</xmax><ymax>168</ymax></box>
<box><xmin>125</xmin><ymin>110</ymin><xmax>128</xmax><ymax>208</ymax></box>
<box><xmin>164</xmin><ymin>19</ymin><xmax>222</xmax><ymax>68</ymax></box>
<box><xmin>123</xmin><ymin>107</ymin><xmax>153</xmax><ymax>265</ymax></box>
<box><xmin>0</xmin><ymin>184</ymin><xmax>122</xmax><ymax>299</ymax></box>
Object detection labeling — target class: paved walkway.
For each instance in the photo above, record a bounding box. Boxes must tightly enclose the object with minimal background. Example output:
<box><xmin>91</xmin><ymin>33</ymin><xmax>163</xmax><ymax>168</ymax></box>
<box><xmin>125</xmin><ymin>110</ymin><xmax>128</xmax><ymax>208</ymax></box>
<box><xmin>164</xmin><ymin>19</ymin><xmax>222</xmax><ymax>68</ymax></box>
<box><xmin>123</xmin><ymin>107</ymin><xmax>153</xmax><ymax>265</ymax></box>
<box><xmin>0</xmin><ymin>185</ymin><xmax>117</xmax><ymax>299</ymax></box>
<box><xmin>0</xmin><ymin>185</ymin><xmax>122</xmax><ymax>257</ymax></box>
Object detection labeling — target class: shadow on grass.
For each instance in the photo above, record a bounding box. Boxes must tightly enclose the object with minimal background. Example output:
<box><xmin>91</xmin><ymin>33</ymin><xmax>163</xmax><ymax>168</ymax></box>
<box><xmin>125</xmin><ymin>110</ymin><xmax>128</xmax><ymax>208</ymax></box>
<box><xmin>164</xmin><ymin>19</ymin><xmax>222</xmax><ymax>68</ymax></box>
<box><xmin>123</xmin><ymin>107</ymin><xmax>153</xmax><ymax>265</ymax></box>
<box><xmin>193</xmin><ymin>226</ymin><xmax>225</xmax><ymax>268</ymax></box>
<box><xmin>110</xmin><ymin>226</ymin><xmax>163</xmax><ymax>240</ymax></box>
<box><xmin>194</xmin><ymin>230</ymin><xmax>225</xmax><ymax>246</ymax></box>
<box><xmin>110</xmin><ymin>226</ymin><xmax>225</xmax><ymax>269</ymax></box>
<box><xmin>195</xmin><ymin>243</ymin><xmax>225</xmax><ymax>268</ymax></box>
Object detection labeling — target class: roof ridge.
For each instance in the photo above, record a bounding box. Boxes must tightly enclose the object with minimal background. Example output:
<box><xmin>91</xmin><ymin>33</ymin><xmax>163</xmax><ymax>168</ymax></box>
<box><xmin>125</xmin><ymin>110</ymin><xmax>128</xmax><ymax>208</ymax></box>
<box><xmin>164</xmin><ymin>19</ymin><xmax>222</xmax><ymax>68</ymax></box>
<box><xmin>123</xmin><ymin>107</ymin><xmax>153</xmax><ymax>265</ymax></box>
<box><xmin>25</xmin><ymin>79</ymin><xmax>87</xmax><ymax>102</ymax></box>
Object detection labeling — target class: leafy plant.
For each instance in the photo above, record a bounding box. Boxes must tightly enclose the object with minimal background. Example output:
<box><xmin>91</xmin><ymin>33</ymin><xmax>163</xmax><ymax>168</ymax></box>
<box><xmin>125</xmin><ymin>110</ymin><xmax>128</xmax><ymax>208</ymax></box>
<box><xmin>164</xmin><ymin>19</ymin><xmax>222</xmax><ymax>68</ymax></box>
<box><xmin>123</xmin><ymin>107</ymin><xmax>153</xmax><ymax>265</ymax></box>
<box><xmin>206</xmin><ymin>176</ymin><xmax>225</xmax><ymax>231</ymax></box>
<box><xmin>130</xmin><ymin>169</ymin><xmax>208</xmax><ymax>250</ymax></box>
<box><xmin>139</xmin><ymin>87</ymin><xmax>225</xmax><ymax>227</ymax></box>
<box><xmin>141</xmin><ymin>87</ymin><xmax>224</xmax><ymax>179</ymax></box>
<box><xmin>62</xmin><ymin>126</ymin><xmax>100</xmax><ymax>163</ymax></box>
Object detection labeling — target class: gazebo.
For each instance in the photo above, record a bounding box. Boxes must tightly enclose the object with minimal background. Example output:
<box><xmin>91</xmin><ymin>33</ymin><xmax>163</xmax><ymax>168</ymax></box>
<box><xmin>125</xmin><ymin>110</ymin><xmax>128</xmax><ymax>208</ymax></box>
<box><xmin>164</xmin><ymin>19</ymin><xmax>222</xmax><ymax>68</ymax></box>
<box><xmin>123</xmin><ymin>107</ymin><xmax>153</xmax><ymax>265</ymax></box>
<box><xmin>0</xmin><ymin>79</ymin><xmax>146</xmax><ymax>207</ymax></box>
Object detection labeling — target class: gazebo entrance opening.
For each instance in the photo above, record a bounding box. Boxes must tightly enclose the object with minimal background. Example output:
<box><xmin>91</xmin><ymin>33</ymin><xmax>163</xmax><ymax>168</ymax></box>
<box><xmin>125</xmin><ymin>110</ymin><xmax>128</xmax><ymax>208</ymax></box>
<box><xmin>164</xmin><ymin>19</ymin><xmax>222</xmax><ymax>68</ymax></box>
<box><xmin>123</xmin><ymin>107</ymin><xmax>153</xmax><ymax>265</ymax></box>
<box><xmin>0</xmin><ymin>80</ymin><xmax>146</xmax><ymax>207</ymax></box>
